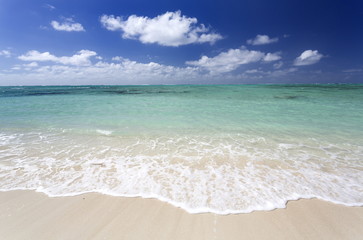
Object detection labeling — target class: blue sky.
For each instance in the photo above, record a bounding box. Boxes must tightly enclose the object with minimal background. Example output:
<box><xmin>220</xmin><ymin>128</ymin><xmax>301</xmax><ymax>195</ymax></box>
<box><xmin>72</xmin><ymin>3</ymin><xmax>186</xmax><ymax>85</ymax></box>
<box><xmin>0</xmin><ymin>0</ymin><xmax>362</xmax><ymax>85</ymax></box>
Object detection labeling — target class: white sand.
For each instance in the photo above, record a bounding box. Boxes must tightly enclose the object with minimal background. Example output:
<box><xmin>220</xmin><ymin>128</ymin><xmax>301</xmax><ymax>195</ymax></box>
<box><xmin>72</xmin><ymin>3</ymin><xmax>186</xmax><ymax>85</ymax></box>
<box><xmin>0</xmin><ymin>190</ymin><xmax>362</xmax><ymax>240</ymax></box>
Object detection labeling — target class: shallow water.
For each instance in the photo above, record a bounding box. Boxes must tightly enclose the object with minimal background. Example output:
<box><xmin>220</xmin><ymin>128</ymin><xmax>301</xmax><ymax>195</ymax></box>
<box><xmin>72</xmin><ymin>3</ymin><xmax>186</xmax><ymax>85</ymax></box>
<box><xmin>0</xmin><ymin>84</ymin><xmax>362</xmax><ymax>214</ymax></box>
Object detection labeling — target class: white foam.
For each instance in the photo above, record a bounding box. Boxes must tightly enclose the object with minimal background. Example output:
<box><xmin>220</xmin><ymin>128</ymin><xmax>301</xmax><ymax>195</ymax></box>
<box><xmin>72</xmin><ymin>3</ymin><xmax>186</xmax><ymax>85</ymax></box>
<box><xmin>0</xmin><ymin>131</ymin><xmax>362</xmax><ymax>214</ymax></box>
<box><xmin>96</xmin><ymin>129</ymin><xmax>113</xmax><ymax>136</ymax></box>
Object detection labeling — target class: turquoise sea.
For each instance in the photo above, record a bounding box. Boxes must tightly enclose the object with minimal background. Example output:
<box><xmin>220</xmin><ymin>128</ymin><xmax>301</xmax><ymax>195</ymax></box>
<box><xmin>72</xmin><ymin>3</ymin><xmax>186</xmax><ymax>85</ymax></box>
<box><xmin>0</xmin><ymin>84</ymin><xmax>362</xmax><ymax>214</ymax></box>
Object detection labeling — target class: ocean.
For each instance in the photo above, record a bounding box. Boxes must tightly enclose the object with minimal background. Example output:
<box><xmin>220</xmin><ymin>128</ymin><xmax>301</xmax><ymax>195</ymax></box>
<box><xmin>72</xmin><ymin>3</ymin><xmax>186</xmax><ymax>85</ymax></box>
<box><xmin>0</xmin><ymin>84</ymin><xmax>362</xmax><ymax>214</ymax></box>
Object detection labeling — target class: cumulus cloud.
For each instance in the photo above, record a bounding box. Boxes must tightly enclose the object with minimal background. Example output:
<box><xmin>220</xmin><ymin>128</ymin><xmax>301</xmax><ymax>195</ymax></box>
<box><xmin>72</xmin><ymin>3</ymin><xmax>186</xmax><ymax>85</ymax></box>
<box><xmin>10</xmin><ymin>62</ymin><xmax>39</xmax><ymax>71</ymax></box>
<box><xmin>186</xmin><ymin>47</ymin><xmax>265</xmax><ymax>73</ymax></box>
<box><xmin>3</xmin><ymin>49</ymin><xmax>301</xmax><ymax>85</ymax></box>
<box><xmin>0</xmin><ymin>50</ymin><xmax>11</xmax><ymax>57</ymax></box>
<box><xmin>294</xmin><ymin>50</ymin><xmax>323</xmax><ymax>66</ymax></box>
<box><xmin>100</xmin><ymin>11</ymin><xmax>222</xmax><ymax>46</ymax></box>
<box><xmin>51</xmin><ymin>18</ymin><xmax>85</xmax><ymax>32</ymax></box>
<box><xmin>5</xmin><ymin>57</ymin><xmax>203</xmax><ymax>85</ymax></box>
<box><xmin>247</xmin><ymin>35</ymin><xmax>278</xmax><ymax>45</ymax></box>
<box><xmin>18</xmin><ymin>50</ymin><xmax>97</xmax><ymax>66</ymax></box>
<box><xmin>112</xmin><ymin>56</ymin><xmax>125</xmax><ymax>61</ymax></box>
<box><xmin>263</xmin><ymin>52</ymin><xmax>281</xmax><ymax>62</ymax></box>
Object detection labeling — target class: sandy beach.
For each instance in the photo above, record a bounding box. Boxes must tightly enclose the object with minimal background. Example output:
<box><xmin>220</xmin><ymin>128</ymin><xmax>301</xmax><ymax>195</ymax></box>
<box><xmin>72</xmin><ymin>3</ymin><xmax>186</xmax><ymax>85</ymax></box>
<box><xmin>0</xmin><ymin>191</ymin><xmax>361</xmax><ymax>240</ymax></box>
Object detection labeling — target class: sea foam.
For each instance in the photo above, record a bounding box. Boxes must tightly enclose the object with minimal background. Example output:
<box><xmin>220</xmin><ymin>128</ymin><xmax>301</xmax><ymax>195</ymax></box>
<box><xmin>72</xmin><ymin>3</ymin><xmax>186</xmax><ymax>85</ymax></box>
<box><xmin>0</xmin><ymin>131</ymin><xmax>362</xmax><ymax>214</ymax></box>
<box><xmin>96</xmin><ymin>129</ymin><xmax>113</xmax><ymax>136</ymax></box>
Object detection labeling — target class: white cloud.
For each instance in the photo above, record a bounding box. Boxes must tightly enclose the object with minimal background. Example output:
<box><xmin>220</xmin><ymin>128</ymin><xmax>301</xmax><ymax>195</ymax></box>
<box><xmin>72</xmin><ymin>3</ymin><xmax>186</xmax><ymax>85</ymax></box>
<box><xmin>24</xmin><ymin>62</ymin><xmax>39</xmax><ymax>67</ymax></box>
<box><xmin>245</xmin><ymin>69</ymin><xmax>259</xmax><ymax>74</ymax></box>
<box><xmin>273</xmin><ymin>61</ymin><xmax>283</xmax><ymax>69</ymax></box>
<box><xmin>100</xmin><ymin>11</ymin><xmax>222</xmax><ymax>46</ymax></box>
<box><xmin>11</xmin><ymin>62</ymin><xmax>40</xmax><ymax>71</ymax></box>
<box><xmin>237</xmin><ymin>67</ymin><xmax>297</xmax><ymax>79</ymax></box>
<box><xmin>4</xmin><ymin>48</ymin><xmax>300</xmax><ymax>85</ymax></box>
<box><xmin>19</xmin><ymin>51</ymin><xmax>56</xmax><ymax>62</ymax></box>
<box><xmin>0</xmin><ymin>50</ymin><xmax>11</xmax><ymax>57</ymax></box>
<box><xmin>263</xmin><ymin>52</ymin><xmax>281</xmax><ymax>62</ymax></box>
<box><xmin>51</xmin><ymin>18</ymin><xmax>85</xmax><ymax>32</ymax></box>
<box><xmin>5</xmin><ymin>57</ymin><xmax>204</xmax><ymax>85</ymax></box>
<box><xmin>247</xmin><ymin>35</ymin><xmax>278</xmax><ymax>45</ymax></box>
<box><xmin>18</xmin><ymin>50</ymin><xmax>97</xmax><ymax>66</ymax></box>
<box><xmin>100</xmin><ymin>15</ymin><xmax>123</xmax><ymax>31</ymax></box>
<box><xmin>342</xmin><ymin>68</ymin><xmax>362</xmax><ymax>73</ymax></box>
<box><xmin>44</xmin><ymin>4</ymin><xmax>55</xmax><ymax>10</ymax></box>
<box><xmin>112</xmin><ymin>56</ymin><xmax>125</xmax><ymax>61</ymax></box>
<box><xmin>294</xmin><ymin>50</ymin><xmax>323</xmax><ymax>66</ymax></box>
<box><xmin>186</xmin><ymin>47</ymin><xmax>265</xmax><ymax>73</ymax></box>
<box><xmin>11</xmin><ymin>66</ymin><xmax>21</xmax><ymax>70</ymax></box>
<box><xmin>271</xmin><ymin>67</ymin><xmax>297</xmax><ymax>76</ymax></box>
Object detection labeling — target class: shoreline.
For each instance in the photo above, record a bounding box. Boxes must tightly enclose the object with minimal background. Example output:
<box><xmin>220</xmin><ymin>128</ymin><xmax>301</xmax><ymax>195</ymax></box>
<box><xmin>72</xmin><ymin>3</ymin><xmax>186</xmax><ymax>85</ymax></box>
<box><xmin>1</xmin><ymin>189</ymin><xmax>362</xmax><ymax>215</ymax></box>
<box><xmin>0</xmin><ymin>190</ymin><xmax>362</xmax><ymax>240</ymax></box>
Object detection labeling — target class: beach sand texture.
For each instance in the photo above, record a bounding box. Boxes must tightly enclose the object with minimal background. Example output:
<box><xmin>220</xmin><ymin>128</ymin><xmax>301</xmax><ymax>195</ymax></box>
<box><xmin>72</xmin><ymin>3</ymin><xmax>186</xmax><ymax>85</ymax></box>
<box><xmin>0</xmin><ymin>191</ymin><xmax>362</xmax><ymax>240</ymax></box>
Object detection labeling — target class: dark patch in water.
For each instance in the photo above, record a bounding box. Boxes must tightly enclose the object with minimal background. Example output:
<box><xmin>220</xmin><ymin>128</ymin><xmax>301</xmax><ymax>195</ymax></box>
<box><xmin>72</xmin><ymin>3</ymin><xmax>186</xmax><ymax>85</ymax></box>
<box><xmin>104</xmin><ymin>90</ymin><xmax>143</xmax><ymax>95</ymax></box>
<box><xmin>267</xmin><ymin>84</ymin><xmax>363</xmax><ymax>91</ymax></box>
<box><xmin>0</xmin><ymin>90</ymin><xmax>71</xmax><ymax>97</ymax></box>
<box><xmin>336</xmin><ymin>86</ymin><xmax>363</xmax><ymax>90</ymax></box>
<box><xmin>26</xmin><ymin>91</ymin><xmax>70</xmax><ymax>96</ymax></box>
<box><xmin>274</xmin><ymin>95</ymin><xmax>301</xmax><ymax>100</ymax></box>
<box><xmin>157</xmin><ymin>90</ymin><xmax>173</xmax><ymax>93</ymax></box>
<box><xmin>102</xmin><ymin>89</ymin><xmax>189</xmax><ymax>95</ymax></box>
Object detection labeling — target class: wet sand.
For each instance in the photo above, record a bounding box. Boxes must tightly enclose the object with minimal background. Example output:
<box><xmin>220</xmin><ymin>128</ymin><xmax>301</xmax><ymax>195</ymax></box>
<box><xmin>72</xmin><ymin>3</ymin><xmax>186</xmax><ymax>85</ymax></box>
<box><xmin>0</xmin><ymin>190</ymin><xmax>362</xmax><ymax>240</ymax></box>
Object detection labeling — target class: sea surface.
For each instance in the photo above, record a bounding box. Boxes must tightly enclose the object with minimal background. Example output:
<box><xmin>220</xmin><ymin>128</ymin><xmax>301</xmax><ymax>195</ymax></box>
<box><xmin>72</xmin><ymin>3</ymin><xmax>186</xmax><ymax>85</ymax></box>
<box><xmin>0</xmin><ymin>84</ymin><xmax>362</xmax><ymax>214</ymax></box>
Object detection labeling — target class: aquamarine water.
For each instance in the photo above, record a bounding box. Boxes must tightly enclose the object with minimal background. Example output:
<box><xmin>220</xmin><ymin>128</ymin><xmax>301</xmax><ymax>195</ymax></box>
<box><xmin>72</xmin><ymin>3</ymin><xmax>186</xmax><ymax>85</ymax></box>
<box><xmin>0</xmin><ymin>85</ymin><xmax>362</xmax><ymax>214</ymax></box>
